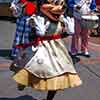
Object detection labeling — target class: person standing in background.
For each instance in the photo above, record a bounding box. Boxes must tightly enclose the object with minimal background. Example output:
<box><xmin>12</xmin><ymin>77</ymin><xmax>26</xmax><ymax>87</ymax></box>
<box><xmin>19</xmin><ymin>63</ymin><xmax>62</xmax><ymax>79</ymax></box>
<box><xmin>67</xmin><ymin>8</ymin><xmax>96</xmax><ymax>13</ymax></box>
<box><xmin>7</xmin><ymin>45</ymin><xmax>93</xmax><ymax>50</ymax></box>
<box><xmin>67</xmin><ymin>0</ymin><xmax>97</xmax><ymax>57</ymax></box>
<box><xmin>96</xmin><ymin>0</ymin><xmax>100</xmax><ymax>36</ymax></box>
<box><xmin>10</xmin><ymin>0</ymin><xmax>36</xmax><ymax>71</ymax></box>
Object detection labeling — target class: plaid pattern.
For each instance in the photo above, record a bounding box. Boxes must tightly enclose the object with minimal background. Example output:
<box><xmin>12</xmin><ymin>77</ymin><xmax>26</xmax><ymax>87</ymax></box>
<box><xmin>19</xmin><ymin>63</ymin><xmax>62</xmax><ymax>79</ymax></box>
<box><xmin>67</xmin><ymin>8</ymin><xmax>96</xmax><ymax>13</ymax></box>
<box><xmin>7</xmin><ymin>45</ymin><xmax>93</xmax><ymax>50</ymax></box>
<box><xmin>11</xmin><ymin>16</ymin><xmax>32</xmax><ymax>58</ymax></box>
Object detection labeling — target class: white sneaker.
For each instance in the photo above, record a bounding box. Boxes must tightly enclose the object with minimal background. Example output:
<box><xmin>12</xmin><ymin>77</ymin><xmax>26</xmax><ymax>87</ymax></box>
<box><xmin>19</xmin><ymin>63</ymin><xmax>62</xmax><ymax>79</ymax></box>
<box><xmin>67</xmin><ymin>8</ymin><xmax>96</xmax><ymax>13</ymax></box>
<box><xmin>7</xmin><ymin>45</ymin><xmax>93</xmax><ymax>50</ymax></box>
<box><xmin>85</xmin><ymin>51</ymin><xmax>89</xmax><ymax>55</ymax></box>
<box><xmin>82</xmin><ymin>51</ymin><xmax>90</xmax><ymax>57</ymax></box>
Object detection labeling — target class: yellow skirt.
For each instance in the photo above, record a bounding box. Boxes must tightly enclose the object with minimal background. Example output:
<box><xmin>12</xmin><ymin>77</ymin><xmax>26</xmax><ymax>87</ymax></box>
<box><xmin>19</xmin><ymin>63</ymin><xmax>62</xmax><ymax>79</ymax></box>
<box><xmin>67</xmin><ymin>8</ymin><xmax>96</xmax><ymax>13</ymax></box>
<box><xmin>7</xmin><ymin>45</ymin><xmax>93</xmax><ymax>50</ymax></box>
<box><xmin>13</xmin><ymin>69</ymin><xmax>82</xmax><ymax>91</ymax></box>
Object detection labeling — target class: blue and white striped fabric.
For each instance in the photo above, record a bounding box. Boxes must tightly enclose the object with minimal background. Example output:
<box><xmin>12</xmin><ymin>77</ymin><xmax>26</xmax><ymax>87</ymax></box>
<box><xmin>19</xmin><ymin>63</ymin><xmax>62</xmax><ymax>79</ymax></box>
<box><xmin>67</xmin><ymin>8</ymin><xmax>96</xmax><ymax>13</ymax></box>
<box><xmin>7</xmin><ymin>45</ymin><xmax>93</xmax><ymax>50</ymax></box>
<box><xmin>11</xmin><ymin>16</ymin><xmax>32</xmax><ymax>58</ymax></box>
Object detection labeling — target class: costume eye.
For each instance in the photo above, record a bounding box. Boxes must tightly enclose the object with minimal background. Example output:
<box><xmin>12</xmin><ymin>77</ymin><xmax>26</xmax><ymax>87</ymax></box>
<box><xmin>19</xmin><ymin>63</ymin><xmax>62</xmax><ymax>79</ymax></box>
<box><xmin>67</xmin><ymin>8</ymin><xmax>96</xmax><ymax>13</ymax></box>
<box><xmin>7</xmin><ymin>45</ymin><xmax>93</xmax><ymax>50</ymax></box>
<box><xmin>55</xmin><ymin>0</ymin><xmax>59</xmax><ymax>5</ymax></box>
<box><xmin>57</xmin><ymin>0</ymin><xmax>64</xmax><ymax>6</ymax></box>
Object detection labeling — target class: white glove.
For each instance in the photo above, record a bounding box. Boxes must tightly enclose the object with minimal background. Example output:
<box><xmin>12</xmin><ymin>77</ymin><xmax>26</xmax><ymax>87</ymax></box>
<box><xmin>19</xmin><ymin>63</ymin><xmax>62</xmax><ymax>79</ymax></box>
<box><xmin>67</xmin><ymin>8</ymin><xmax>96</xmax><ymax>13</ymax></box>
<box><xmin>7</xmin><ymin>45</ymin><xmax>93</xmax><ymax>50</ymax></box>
<box><xmin>10</xmin><ymin>3</ymin><xmax>17</xmax><ymax>11</ymax></box>
<box><xmin>27</xmin><ymin>15</ymin><xmax>50</xmax><ymax>36</ymax></box>
<box><xmin>59</xmin><ymin>15</ymin><xmax>75</xmax><ymax>34</ymax></box>
<box><xmin>34</xmin><ymin>16</ymin><xmax>50</xmax><ymax>36</ymax></box>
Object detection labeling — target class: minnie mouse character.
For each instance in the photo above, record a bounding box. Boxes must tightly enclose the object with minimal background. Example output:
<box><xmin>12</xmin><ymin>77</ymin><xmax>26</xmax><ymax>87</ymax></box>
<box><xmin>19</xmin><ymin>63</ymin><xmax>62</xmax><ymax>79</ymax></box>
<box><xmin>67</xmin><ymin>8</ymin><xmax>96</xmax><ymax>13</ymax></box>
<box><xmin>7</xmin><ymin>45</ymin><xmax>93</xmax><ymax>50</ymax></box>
<box><xmin>11</xmin><ymin>1</ymin><xmax>82</xmax><ymax>100</ymax></box>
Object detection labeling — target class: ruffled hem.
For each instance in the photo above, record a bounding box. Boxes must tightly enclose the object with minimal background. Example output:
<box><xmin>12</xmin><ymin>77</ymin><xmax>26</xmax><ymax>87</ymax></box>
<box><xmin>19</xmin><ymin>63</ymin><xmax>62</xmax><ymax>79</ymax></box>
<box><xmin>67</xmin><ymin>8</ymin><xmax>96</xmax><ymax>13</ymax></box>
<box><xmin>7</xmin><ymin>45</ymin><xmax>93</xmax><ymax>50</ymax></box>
<box><xmin>13</xmin><ymin>69</ymin><xmax>82</xmax><ymax>91</ymax></box>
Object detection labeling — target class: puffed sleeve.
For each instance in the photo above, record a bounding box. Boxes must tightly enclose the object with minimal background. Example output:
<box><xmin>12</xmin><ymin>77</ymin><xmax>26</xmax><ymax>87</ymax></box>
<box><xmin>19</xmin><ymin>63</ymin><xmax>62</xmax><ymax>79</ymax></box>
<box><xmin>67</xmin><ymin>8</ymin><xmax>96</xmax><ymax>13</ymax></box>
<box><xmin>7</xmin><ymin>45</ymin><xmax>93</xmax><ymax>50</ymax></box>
<box><xmin>90</xmin><ymin>0</ymin><xmax>96</xmax><ymax>10</ymax></box>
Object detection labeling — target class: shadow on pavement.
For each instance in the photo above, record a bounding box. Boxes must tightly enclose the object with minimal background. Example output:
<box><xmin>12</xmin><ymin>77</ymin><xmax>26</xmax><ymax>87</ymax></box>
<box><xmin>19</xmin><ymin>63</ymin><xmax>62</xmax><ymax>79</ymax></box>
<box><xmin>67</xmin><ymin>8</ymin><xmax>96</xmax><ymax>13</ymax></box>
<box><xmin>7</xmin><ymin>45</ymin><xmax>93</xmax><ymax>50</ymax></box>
<box><xmin>0</xmin><ymin>95</ymin><xmax>37</xmax><ymax>100</ymax></box>
<box><xmin>72</xmin><ymin>56</ymin><xmax>80</xmax><ymax>64</ymax></box>
<box><xmin>0</xmin><ymin>49</ymin><xmax>11</xmax><ymax>58</ymax></box>
<box><xmin>69</xmin><ymin>52</ymin><xmax>80</xmax><ymax>64</ymax></box>
<box><xmin>0</xmin><ymin>16</ymin><xmax>16</xmax><ymax>23</ymax></box>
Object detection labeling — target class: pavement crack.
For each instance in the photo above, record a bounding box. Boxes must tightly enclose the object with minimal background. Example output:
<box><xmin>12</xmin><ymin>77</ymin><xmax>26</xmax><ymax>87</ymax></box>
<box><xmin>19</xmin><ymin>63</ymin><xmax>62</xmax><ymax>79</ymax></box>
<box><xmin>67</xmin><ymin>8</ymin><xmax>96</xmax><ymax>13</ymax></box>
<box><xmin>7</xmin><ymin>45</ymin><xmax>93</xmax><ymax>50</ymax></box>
<box><xmin>82</xmin><ymin>64</ymin><xmax>100</xmax><ymax>79</ymax></box>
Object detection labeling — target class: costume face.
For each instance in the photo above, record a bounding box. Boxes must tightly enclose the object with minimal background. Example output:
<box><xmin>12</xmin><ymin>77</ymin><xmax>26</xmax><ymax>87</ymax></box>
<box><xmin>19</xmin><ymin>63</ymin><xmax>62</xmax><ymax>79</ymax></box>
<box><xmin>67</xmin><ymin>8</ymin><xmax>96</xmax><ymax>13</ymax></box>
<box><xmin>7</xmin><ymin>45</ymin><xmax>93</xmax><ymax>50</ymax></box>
<box><xmin>40</xmin><ymin>0</ymin><xmax>65</xmax><ymax>21</ymax></box>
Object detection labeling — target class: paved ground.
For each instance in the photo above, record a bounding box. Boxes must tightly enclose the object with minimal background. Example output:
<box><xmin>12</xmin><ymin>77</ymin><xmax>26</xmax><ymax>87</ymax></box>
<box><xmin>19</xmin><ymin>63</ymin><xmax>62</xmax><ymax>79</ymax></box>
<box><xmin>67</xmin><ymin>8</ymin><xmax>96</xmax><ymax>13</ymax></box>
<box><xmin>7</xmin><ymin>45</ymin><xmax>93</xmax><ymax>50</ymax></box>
<box><xmin>0</xmin><ymin>19</ymin><xmax>100</xmax><ymax>100</ymax></box>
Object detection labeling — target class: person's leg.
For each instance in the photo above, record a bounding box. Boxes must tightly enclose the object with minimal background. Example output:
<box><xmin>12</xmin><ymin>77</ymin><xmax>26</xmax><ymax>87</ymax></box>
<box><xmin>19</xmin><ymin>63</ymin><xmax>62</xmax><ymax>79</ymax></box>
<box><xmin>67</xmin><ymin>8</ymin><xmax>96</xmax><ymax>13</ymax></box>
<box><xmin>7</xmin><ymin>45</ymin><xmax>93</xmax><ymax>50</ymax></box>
<box><xmin>80</xmin><ymin>28</ymin><xmax>90</xmax><ymax>57</ymax></box>
<box><xmin>97</xmin><ymin>18</ymin><xmax>100</xmax><ymax>36</ymax></box>
<box><xmin>46</xmin><ymin>91</ymin><xmax>57</xmax><ymax>100</ymax></box>
<box><xmin>71</xmin><ymin>18</ymin><xmax>81</xmax><ymax>55</ymax></box>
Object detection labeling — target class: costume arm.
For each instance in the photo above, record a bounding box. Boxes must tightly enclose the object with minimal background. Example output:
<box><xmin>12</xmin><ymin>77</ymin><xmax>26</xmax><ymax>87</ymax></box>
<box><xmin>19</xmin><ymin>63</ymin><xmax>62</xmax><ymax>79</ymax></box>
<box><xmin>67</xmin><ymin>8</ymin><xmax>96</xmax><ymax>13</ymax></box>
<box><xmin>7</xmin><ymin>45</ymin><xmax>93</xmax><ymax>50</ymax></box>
<box><xmin>90</xmin><ymin>0</ymin><xmax>96</xmax><ymax>10</ymax></box>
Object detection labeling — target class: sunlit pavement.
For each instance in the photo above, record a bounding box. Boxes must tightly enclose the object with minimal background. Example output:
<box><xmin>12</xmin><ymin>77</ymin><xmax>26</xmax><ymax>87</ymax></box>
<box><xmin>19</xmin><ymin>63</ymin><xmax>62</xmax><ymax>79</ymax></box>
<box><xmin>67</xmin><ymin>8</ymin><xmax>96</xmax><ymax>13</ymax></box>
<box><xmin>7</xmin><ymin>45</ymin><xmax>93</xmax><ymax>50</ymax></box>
<box><xmin>0</xmin><ymin>20</ymin><xmax>100</xmax><ymax>100</ymax></box>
